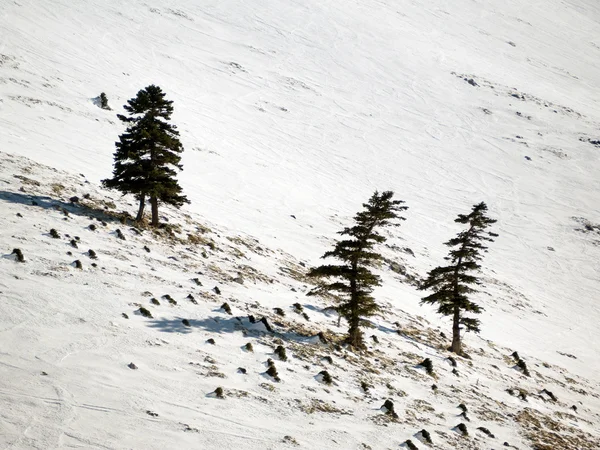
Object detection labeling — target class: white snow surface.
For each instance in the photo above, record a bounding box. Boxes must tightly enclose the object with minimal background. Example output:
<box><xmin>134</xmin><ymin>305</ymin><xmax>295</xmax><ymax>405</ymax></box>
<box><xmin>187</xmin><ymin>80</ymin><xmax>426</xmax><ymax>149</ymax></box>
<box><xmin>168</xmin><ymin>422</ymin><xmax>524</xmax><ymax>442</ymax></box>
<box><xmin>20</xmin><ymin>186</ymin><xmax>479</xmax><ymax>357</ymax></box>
<box><xmin>1</xmin><ymin>0</ymin><xmax>600</xmax><ymax>448</ymax></box>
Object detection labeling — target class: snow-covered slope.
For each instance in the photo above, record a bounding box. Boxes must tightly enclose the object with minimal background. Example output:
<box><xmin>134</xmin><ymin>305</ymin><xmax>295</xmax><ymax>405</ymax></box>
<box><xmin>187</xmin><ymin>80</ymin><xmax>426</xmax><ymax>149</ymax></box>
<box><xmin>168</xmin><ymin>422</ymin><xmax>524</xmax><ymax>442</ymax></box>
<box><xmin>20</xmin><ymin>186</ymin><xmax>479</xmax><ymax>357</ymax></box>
<box><xmin>1</xmin><ymin>0</ymin><xmax>600</xmax><ymax>448</ymax></box>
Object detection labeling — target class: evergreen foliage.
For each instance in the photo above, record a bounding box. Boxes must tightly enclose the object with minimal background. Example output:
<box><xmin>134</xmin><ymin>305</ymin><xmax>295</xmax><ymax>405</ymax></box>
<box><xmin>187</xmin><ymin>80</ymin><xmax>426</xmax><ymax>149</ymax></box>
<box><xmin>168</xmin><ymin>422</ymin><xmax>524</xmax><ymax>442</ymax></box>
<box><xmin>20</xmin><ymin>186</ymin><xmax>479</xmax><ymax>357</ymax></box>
<box><xmin>456</xmin><ymin>423</ymin><xmax>469</xmax><ymax>436</ymax></box>
<box><xmin>420</xmin><ymin>429</ymin><xmax>433</xmax><ymax>444</ymax></box>
<box><xmin>214</xmin><ymin>387</ymin><xmax>224</xmax><ymax>398</ymax></box>
<box><xmin>12</xmin><ymin>248</ymin><xmax>25</xmax><ymax>263</ymax></box>
<box><xmin>419</xmin><ymin>202</ymin><xmax>497</xmax><ymax>354</ymax></box>
<box><xmin>274</xmin><ymin>345</ymin><xmax>287</xmax><ymax>361</ymax></box>
<box><xmin>99</xmin><ymin>92</ymin><xmax>110</xmax><ymax>110</ymax></box>
<box><xmin>419</xmin><ymin>358</ymin><xmax>434</xmax><ymax>376</ymax></box>
<box><xmin>138</xmin><ymin>307</ymin><xmax>153</xmax><ymax>318</ymax></box>
<box><xmin>102</xmin><ymin>85</ymin><xmax>189</xmax><ymax>226</ymax></box>
<box><xmin>405</xmin><ymin>440</ymin><xmax>419</xmax><ymax>450</ymax></box>
<box><xmin>318</xmin><ymin>370</ymin><xmax>333</xmax><ymax>385</ymax></box>
<box><xmin>516</xmin><ymin>358</ymin><xmax>531</xmax><ymax>377</ymax></box>
<box><xmin>477</xmin><ymin>427</ymin><xmax>495</xmax><ymax>438</ymax></box>
<box><xmin>308</xmin><ymin>191</ymin><xmax>408</xmax><ymax>348</ymax></box>
<box><xmin>381</xmin><ymin>399</ymin><xmax>398</xmax><ymax>419</ymax></box>
<box><xmin>266</xmin><ymin>361</ymin><xmax>280</xmax><ymax>381</ymax></box>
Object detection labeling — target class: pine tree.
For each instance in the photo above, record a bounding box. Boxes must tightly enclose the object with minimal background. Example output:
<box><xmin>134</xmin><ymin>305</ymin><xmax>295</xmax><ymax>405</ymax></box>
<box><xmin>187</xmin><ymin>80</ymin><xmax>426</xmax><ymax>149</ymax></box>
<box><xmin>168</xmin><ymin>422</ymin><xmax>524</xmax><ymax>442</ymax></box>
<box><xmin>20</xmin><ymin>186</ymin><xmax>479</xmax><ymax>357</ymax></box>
<box><xmin>102</xmin><ymin>85</ymin><xmax>189</xmax><ymax>226</ymax></box>
<box><xmin>419</xmin><ymin>202</ymin><xmax>497</xmax><ymax>354</ymax></box>
<box><xmin>308</xmin><ymin>191</ymin><xmax>408</xmax><ymax>349</ymax></box>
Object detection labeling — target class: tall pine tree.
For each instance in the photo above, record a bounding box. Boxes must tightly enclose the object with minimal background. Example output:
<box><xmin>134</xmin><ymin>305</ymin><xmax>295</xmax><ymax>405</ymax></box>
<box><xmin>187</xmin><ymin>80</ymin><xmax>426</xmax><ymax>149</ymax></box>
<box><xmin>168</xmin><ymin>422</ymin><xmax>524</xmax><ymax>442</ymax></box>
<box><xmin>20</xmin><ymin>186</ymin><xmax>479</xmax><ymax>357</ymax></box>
<box><xmin>419</xmin><ymin>202</ymin><xmax>497</xmax><ymax>355</ymax></box>
<box><xmin>102</xmin><ymin>85</ymin><xmax>189</xmax><ymax>226</ymax></box>
<box><xmin>308</xmin><ymin>191</ymin><xmax>408</xmax><ymax>349</ymax></box>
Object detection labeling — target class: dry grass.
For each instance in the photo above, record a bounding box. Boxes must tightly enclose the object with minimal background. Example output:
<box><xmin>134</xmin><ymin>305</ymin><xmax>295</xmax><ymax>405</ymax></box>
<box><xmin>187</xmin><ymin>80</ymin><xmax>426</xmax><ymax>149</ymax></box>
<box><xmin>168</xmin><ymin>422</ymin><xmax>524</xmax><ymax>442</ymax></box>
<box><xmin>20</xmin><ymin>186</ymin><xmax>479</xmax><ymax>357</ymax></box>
<box><xmin>516</xmin><ymin>407</ymin><xmax>600</xmax><ymax>450</ymax></box>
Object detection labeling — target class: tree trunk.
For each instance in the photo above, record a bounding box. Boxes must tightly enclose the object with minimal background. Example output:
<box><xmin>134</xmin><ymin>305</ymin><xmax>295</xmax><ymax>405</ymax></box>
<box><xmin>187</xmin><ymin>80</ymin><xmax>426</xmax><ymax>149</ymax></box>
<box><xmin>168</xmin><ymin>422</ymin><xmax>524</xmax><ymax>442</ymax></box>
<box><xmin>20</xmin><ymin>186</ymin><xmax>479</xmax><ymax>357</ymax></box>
<box><xmin>348</xmin><ymin>314</ymin><xmax>362</xmax><ymax>349</ymax></box>
<box><xmin>150</xmin><ymin>196</ymin><xmax>159</xmax><ymax>227</ymax></box>
<box><xmin>136</xmin><ymin>193</ymin><xmax>146</xmax><ymax>222</ymax></box>
<box><xmin>451</xmin><ymin>304</ymin><xmax>461</xmax><ymax>354</ymax></box>
<box><xmin>347</xmin><ymin>268</ymin><xmax>363</xmax><ymax>349</ymax></box>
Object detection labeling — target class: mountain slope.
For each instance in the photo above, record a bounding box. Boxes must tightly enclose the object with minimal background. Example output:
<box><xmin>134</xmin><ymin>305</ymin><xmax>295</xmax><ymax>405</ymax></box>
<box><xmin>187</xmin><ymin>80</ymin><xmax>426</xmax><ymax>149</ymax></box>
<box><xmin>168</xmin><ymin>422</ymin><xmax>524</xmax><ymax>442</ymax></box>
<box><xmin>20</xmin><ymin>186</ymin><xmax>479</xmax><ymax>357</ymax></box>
<box><xmin>1</xmin><ymin>0</ymin><xmax>600</xmax><ymax>448</ymax></box>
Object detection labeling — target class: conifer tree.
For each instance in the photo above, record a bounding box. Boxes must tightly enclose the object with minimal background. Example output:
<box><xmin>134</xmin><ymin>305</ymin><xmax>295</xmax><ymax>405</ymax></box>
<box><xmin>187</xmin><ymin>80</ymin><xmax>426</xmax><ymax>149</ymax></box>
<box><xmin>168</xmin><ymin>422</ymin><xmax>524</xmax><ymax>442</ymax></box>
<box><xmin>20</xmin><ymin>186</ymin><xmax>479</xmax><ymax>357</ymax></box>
<box><xmin>419</xmin><ymin>202</ymin><xmax>497</xmax><ymax>354</ymax></box>
<box><xmin>308</xmin><ymin>191</ymin><xmax>408</xmax><ymax>349</ymax></box>
<box><xmin>102</xmin><ymin>85</ymin><xmax>189</xmax><ymax>226</ymax></box>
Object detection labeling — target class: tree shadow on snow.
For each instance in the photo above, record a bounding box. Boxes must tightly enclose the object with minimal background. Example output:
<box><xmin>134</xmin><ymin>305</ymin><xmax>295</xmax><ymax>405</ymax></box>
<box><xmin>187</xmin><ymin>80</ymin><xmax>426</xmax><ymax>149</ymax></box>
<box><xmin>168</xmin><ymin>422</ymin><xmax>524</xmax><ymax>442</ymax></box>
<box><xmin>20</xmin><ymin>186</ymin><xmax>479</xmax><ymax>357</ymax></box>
<box><xmin>147</xmin><ymin>316</ymin><xmax>243</xmax><ymax>335</ymax></box>
<box><xmin>0</xmin><ymin>190</ymin><xmax>127</xmax><ymax>224</ymax></box>
<box><xmin>146</xmin><ymin>315</ymin><xmax>325</xmax><ymax>345</ymax></box>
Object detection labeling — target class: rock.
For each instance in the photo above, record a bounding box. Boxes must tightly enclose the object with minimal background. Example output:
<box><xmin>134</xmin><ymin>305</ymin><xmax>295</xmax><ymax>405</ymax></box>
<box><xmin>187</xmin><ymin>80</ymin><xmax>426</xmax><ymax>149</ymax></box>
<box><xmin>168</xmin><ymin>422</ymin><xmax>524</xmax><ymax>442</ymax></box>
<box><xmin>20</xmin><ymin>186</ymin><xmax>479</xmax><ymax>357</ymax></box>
<box><xmin>467</xmin><ymin>78</ymin><xmax>478</xmax><ymax>86</ymax></box>
<box><xmin>69</xmin><ymin>196</ymin><xmax>79</xmax><ymax>203</ymax></box>
<box><xmin>128</xmin><ymin>362</ymin><xmax>138</xmax><ymax>370</ymax></box>
<box><xmin>232</xmin><ymin>276</ymin><xmax>244</xmax><ymax>285</ymax></box>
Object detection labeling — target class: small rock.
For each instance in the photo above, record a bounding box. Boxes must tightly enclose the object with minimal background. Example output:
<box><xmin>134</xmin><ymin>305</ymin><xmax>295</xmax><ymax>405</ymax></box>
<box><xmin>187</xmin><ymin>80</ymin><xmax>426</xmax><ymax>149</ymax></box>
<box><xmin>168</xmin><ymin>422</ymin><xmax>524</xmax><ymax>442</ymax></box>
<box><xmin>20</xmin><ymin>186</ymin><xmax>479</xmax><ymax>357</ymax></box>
<box><xmin>128</xmin><ymin>362</ymin><xmax>138</xmax><ymax>370</ymax></box>
<box><xmin>69</xmin><ymin>196</ymin><xmax>79</xmax><ymax>203</ymax></box>
<box><xmin>213</xmin><ymin>387</ymin><xmax>224</xmax><ymax>398</ymax></box>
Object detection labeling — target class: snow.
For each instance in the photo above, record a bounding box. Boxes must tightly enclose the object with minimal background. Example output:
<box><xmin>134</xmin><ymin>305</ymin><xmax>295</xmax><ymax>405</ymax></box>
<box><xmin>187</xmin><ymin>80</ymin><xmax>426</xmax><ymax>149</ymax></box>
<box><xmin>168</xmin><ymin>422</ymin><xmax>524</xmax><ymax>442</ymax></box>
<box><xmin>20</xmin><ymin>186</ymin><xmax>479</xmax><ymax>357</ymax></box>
<box><xmin>1</xmin><ymin>0</ymin><xmax>600</xmax><ymax>448</ymax></box>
